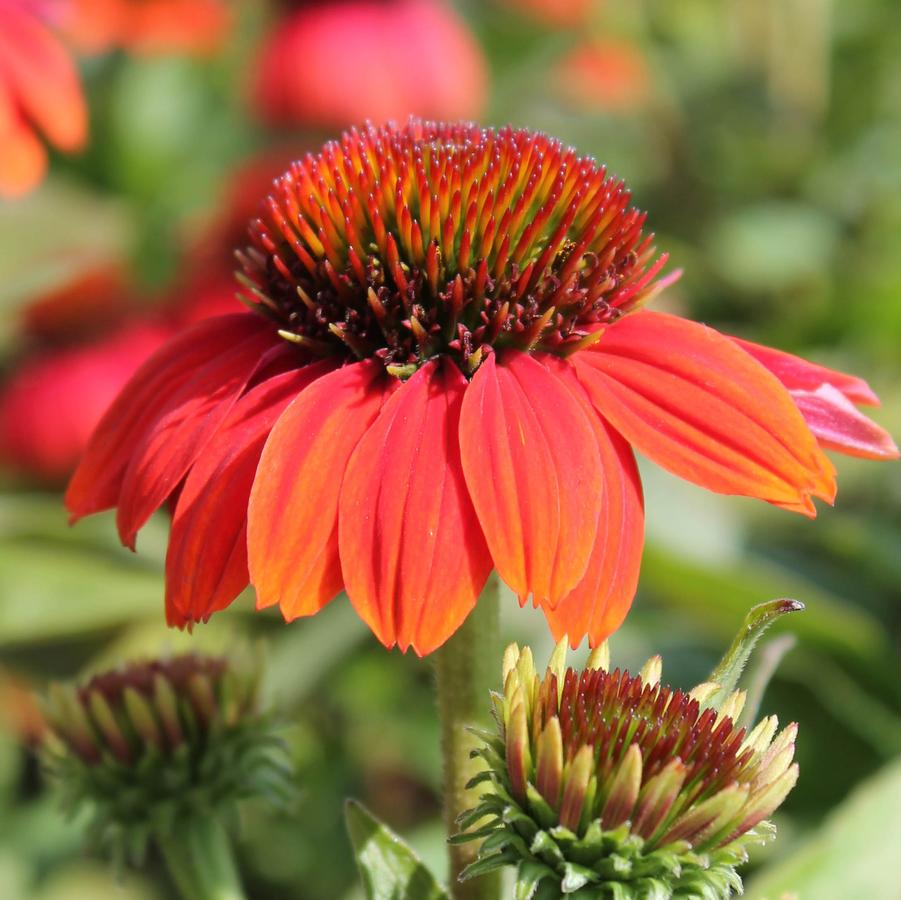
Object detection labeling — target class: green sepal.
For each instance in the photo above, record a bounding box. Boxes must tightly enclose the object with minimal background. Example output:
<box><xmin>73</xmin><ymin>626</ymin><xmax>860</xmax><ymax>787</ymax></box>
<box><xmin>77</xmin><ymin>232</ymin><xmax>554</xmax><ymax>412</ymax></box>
<box><xmin>345</xmin><ymin>799</ymin><xmax>449</xmax><ymax>900</ymax></box>
<box><xmin>516</xmin><ymin>860</ymin><xmax>556</xmax><ymax>900</ymax></box>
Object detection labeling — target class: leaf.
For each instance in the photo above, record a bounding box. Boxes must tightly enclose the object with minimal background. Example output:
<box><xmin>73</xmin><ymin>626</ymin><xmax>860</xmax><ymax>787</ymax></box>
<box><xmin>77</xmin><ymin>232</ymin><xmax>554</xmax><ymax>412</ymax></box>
<box><xmin>345</xmin><ymin>800</ymin><xmax>449</xmax><ymax>900</ymax></box>
<box><xmin>705</xmin><ymin>598</ymin><xmax>804</xmax><ymax>708</ymax></box>
<box><xmin>746</xmin><ymin>756</ymin><xmax>901</xmax><ymax>900</ymax></box>
<box><xmin>0</xmin><ymin>497</ymin><xmax>171</xmax><ymax>645</ymax></box>
<box><xmin>639</xmin><ymin>544</ymin><xmax>890</xmax><ymax>663</ymax></box>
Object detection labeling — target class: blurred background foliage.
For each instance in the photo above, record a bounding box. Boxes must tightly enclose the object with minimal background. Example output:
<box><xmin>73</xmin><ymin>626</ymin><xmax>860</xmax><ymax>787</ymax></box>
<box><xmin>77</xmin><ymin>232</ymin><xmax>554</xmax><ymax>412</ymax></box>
<box><xmin>0</xmin><ymin>0</ymin><xmax>899</xmax><ymax>897</ymax></box>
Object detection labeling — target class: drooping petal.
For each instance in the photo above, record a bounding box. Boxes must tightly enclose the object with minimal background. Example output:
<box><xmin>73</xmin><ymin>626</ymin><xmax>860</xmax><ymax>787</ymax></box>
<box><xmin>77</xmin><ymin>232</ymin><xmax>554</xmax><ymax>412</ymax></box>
<box><xmin>66</xmin><ymin>314</ymin><xmax>271</xmax><ymax>522</ymax></box>
<box><xmin>247</xmin><ymin>360</ymin><xmax>390</xmax><ymax>620</ymax></box>
<box><xmin>115</xmin><ymin>322</ymin><xmax>281</xmax><ymax>547</ymax></box>
<box><xmin>731</xmin><ymin>336</ymin><xmax>879</xmax><ymax>406</ymax></box>
<box><xmin>575</xmin><ymin>311</ymin><xmax>836</xmax><ymax>515</ymax></box>
<box><xmin>730</xmin><ymin>336</ymin><xmax>897</xmax><ymax>460</ymax></box>
<box><xmin>339</xmin><ymin>359</ymin><xmax>492</xmax><ymax>655</ymax></box>
<box><xmin>788</xmin><ymin>384</ymin><xmax>899</xmax><ymax>460</ymax></box>
<box><xmin>539</xmin><ymin>358</ymin><xmax>645</xmax><ymax>648</ymax></box>
<box><xmin>165</xmin><ymin>361</ymin><xmax>335</xmax><ymax>627</ymax></box>
<box><xmin>459</xmin><ymin>351</ymin><xmax>603</xmax><ymax>608</ymax></box>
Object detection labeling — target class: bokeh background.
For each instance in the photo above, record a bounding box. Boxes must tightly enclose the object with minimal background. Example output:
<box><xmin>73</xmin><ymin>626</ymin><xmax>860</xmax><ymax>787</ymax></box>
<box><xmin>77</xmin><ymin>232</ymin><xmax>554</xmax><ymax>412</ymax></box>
<box><xmin>1</xmin><ymin>1</ymin><xmax>899</xmax><ymax>897</ymax></box>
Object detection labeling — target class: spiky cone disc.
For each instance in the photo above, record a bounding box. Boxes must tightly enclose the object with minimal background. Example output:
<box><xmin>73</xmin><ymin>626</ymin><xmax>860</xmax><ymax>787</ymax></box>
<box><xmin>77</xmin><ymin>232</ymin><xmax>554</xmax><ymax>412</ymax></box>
<box><xmin>457</xmin><ymin>641</ymin><xmax>798</xmax><ymax>899</ymax></box>
<box><xmin>41</xmin><ymin>649</ymin><xmax>294</xmax><ymax>864</ymax></box>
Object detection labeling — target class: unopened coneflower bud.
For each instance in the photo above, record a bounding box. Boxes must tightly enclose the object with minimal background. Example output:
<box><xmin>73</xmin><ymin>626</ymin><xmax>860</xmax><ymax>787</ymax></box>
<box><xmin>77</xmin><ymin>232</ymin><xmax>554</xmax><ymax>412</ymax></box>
<box><xmin>41</xmin><ymin>648</ymin><xmax>293</xmax><ymax>863</ymax></box>
<box><xmin>458</xmin><ymin>631</ymin><xmax>799</xmax><ymax>899</ymax></box>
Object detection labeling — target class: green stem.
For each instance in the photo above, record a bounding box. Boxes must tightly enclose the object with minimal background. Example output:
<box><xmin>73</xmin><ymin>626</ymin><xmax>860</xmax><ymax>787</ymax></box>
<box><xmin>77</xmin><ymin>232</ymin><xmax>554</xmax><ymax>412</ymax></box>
<box><xmin>156</xmin><ymin>816</ymin><xmax>246</xmax><ymax>900</ymax></box>
<box><xmin>433</xmin><ymin>574</ymin><xmax>502</xmax><ymax>900</ymax></box>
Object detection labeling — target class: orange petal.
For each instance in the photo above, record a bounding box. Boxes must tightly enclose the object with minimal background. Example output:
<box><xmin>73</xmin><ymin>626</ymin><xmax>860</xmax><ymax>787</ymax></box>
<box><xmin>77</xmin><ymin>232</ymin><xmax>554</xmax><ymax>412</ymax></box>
<box><xmin>731</xmin><ymin>336</ymin><xmax>879</xmax><ymax>406</ymax></box>
<box><xmin>539</xmin><ymin>358</ymin><xmax>645</xmax><ymax>647</ymax></box>
<box><xmin>459</xmin><ymin>351</ymin><xmax>603</xmax><ymax>608</ymax></box>
<box><xmin>789</xmin><ymin>384</ymin><xmax>898</xmax><ymax>461</ymax></box>
<box><xmin>575</xmin><ymin>311</ymin><xmax>836</xmax><ymax>515</ymax></box>
<box><xmin>66</xmin><ymin>314</ymin><xmax>270</xmax><ymax>522</ymax></box>
<box><xmin>115</xmin><ymin>323</ymin><xmax>280</xmax><ymax>547</ymax></box>
<box><xmin>247</xmin><ymin>360</ymin><xmax>389</xmax><ymax>620</ymax></box>
<box><xmin>0</xmin><ymin>77</ymin><xmax>46</xmax><ymax>196</ymax></box>
<box><xmin>166</xmin><ymin>361</ymin><xmax>334</xmax><ymax>627</ymax></box>
<box><xmin>338</xmin><ymin>359</ymin><xmax>492</xmax><ymax>655</ymax></box>
<box><xmin>0</xmin><ymin>6</ymin><xmax>87</xmax><ymax>151</ymax></box>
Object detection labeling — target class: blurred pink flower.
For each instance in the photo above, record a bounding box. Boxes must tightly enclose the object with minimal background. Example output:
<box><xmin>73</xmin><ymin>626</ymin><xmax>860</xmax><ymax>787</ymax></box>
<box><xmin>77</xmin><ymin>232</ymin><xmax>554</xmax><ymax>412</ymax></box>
<box><xmin>556</xmin><ymin>40</ymin><xmax>651</xmax><ymax>112</ymax></box>
<box><xmin>0</xmin><ymin>0</ymin><xmax>87</xmax><ymax>197</ymax></box>
<box><xmin>254</xmin><ymin>0</ymin><xmax>487</xmax><ymax>127</ymax></box>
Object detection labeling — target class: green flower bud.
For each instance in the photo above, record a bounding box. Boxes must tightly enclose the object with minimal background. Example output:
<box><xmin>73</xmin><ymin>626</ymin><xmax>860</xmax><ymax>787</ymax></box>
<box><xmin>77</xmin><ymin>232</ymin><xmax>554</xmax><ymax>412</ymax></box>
<box><xmin>458</xmin><ymin>639</ymin><xmax>798</xmax><ymax>899</ymax></box>
<box><xmin>41</xmin><ymin>648</ymin><xmax>293</xmax><ymax>864</ymax></box>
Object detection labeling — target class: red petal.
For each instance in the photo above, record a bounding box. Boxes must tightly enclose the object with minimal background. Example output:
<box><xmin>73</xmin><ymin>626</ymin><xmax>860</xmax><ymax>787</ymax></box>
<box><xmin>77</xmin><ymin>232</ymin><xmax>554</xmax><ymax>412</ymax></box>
<box><xmin>339</xmin><ymin>359</ymin><xmax>492</xmax><ymax>655</ymax></box>
<box><xmin>459</xmin><ymin>351</ymin><xmax>603</xmax><ymax>608</ymax></box>
<box><xmin>165</xmin><ymin>361</ymin><xmax>335</xmax><ymax>627</ymax></box>
<box><xmin>539</xmin><ymin>358</ymin><xmax>645</xmax><ymax>647</ymax></box>
<box><xmin>575</xmin><ymin>311</ymin><xmax>836</xmax><ymax>516</ymax></box>
<box><xmin>789</xmin><ymin>384</ymin><xmax>899</xmax><ymax>460</ymax></box>
<box><xmin>732</xmin><ymin>336</ymin><xmax>879</xmax><ymax>406</ymax></box>
<box><xmin>66</xmin><ymin>314</ymin><xmax>270</xmax><ymax>522</ymax></box>
<box><xmin>247</xmin><ymin>360</ymin><xmax>389</xmax><ymax>620</ymax></box>
<box><xmin>115</xmin><ymin>322</ymin><xmax>281</xmax><ymax>547</ymax></box>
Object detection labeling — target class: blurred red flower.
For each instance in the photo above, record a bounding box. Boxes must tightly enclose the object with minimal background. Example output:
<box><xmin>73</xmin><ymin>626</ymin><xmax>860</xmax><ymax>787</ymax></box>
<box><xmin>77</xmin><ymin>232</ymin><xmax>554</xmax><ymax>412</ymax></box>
<box><xmin>66</xmin><ymin>122</ymin><xmax>898</xmax><ymax>655</ymax></box>
<box><xmin>556</xmin><ymin>40</ymin><xmax>651</xmax><ymax>112</ymax></box>
<box><xmin>254</xmin><ymin>0</ymin><xmax>487</xmax><ymax>127</ymax></box>
<box><xmin>63</xmin><ymin>0</ymin><xmax>230</xmax><ymax>55</ymax></box>
<box><xmin>0</xmin><ymin>0</ymin><xmax>87</xmax><ymax>197</ymax></box>
<box><xmin>0</xmin><ymin>320</ymin><xmax>167</xmax><ymax>482</ymax></box>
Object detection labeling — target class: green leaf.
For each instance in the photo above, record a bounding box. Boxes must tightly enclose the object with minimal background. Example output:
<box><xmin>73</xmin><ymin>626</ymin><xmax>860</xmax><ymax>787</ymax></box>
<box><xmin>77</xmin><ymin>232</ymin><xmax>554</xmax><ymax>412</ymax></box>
<box><xmin>640</xmin><ymin>544</ymin><xmax>890</xmax><ymax>663</ymax></box>
<box><xmin>746</xmin><ymin>756</ymin><xmax>901</xmax><ymax>900</ymax></box>
<box><xmin>706</xmin><ymin>598</ymin><xmax>804</xmax><ymax>708</ymax></box>
<box><xmin>345</xmin><ymin>800</ymin><xmax>449</xmax><ymax>900</ymax></box>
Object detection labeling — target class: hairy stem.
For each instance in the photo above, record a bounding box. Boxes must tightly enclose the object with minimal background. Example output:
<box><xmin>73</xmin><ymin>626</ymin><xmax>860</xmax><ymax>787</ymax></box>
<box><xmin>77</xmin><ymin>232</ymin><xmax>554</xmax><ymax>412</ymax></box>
<box><xmin>434</xmin><ymin>574</ymin><xmax>502</xmax><ymax>900</ymax></box>
<box><xmin>156</xmin><ymin>816</ymin><xmax>246</xmax><ymax>900</ymax></box>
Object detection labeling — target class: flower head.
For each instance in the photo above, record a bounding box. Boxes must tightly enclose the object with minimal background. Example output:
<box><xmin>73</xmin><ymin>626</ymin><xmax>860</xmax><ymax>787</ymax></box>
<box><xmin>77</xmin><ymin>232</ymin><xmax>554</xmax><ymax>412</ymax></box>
<box><xmin>42</xmin><ymin>650</ymin><xmax>292</xmax><ymax>858</ymax></box>
<box><xmin>0</xmin><ymin>0</ymin><xmax>87</xmax><ymax>197</ymax></box>
<box><xmin>254</xmin><ymin>1</ymin><xmax>487</xmax><ymax>128</ymax></box>
<box><xmin>459</xmin><ymin>640</ymin><xmax>798</xmax><ymax>898</ymax></box>
<box><xmin>66</xmin><ymin>120</ymin><xmax>897</xmax><ymax>655</ymax></box>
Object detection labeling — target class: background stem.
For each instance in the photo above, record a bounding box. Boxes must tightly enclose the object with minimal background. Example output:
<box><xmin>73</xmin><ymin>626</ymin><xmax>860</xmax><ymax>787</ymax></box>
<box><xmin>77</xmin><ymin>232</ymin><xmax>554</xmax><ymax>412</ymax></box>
<box><xmin>433</xmin><ymin>574</ymin><xmax>502</xmax><ymax>900</ymax></box>
<box><xmin>156</xmin><ymin>816</ymin><xmax>246</xmax><ymax>900</ymax></box>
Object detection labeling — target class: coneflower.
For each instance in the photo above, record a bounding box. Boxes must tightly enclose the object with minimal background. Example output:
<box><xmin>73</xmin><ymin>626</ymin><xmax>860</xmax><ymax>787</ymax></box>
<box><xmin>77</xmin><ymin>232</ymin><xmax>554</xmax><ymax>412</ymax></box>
<box><xmin>65</xmin><ymin>120</ymin><xmax>896</xmax><ymax>655</ymax></box>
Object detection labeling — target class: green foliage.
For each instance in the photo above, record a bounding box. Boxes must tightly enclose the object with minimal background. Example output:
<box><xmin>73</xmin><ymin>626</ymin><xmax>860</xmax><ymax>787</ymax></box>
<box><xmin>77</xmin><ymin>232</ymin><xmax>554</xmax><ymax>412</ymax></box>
<box><xmin>345</xmin><ymin>800</ymin><xmax>448</xmax><ymax>900</ymax></box>
<box><xmin>746</xmin><ymin>758</ymin><xmax>901</xmax><ymax>900</ymax></box>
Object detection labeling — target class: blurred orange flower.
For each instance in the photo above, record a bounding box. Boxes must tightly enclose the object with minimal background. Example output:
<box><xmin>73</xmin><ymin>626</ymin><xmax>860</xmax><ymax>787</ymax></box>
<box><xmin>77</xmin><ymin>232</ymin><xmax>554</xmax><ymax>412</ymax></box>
<box><xmin>0</xmin><ymin>0</ymin><xmax>87</xmax><ymax>197</ymax></box>
<box><xmin>63</xmin><ymin>0</ymin><xmax>230</xmax><ymax>55</ymax></box>
<box><xmin>254</xmin><ymin>0</ymin><xmax>487</xmax><ymax>127</ymax></box>
<box><xmin>501</xmin><ymin>0</ymin><xmax>592</xmax><ymax>28</ymax></box>
<box><xmin>556</xmin><ymin>40</ymin><xmax>651</xmax><ymax>112</ymax></box>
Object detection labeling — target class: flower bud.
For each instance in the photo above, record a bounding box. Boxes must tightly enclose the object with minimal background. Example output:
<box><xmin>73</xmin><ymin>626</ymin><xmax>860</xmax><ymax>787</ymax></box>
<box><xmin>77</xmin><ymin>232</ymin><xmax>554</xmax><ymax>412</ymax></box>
<box><xmin>41</xmin><ymin>648</ymin><xmax>293</xmax><ymax>861</ymax></box>
<box><xmin>459</xmin><ymin>639</ymin><xmax>798</xmax><ymax>898</ymax></box>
